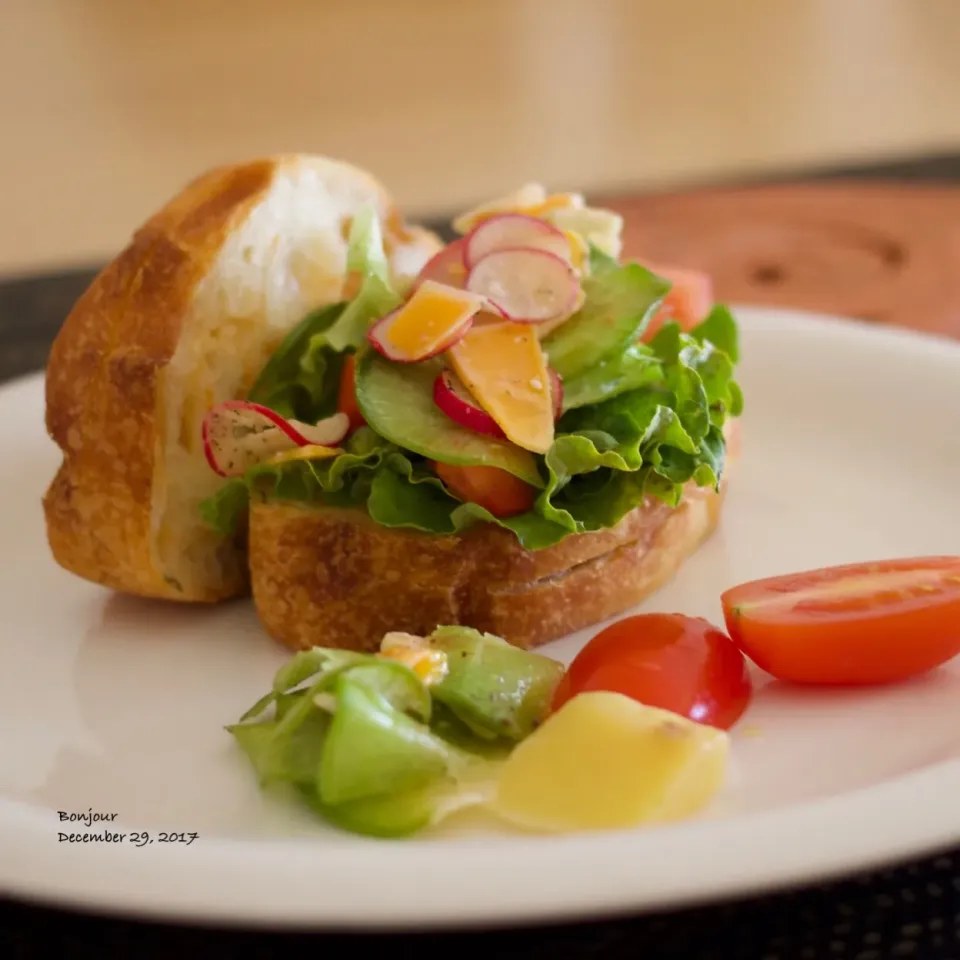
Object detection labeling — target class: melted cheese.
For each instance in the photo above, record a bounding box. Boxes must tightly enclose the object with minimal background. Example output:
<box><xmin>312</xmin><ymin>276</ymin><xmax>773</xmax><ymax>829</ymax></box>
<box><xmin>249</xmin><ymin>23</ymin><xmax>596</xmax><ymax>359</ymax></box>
<box><xmin>383</xmin><ymin>280</ymin><xmax>485</xmax><ymax>358</ymax></box>
<box><xmin>447</xmin><ymin>322</ymin><xmax>554</xmax><ymax>454</ymax></box>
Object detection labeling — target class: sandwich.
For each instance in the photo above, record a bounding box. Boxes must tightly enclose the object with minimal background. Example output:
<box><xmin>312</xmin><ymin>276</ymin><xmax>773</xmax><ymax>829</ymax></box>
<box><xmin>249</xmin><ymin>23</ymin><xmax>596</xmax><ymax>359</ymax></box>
<box><xmin>43</xmin><ymin>155</ymin><xmax>441</xmax><ymax>601</ymax></box>
<box><xmin>44</xmin><ymin>165</ymin><xmax>743</xmax><ymax>653</ymax></box>
<box><xmin>200</xmin><ymin>184</ymin><xmax>744</xmax><ymax>651</ymax></box>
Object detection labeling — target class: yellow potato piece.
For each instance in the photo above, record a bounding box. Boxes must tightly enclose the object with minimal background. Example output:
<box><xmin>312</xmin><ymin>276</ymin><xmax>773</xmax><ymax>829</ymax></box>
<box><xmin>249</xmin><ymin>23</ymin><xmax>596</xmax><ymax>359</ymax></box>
<box><xmin>490</xmin><ymin>691</ymin><xmax>729</xmax><ymax>833</ymax></box>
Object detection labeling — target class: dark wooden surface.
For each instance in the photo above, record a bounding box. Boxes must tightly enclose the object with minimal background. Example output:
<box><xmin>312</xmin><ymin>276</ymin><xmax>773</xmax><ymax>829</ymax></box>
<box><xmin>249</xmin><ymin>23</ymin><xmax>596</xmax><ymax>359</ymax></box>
<box><xmin>3</xmin><ymin>155</ymin><xmax>960</xmax><ymax>959</ymax></box>
<box><xmin>611</xmin><ymin>181</ymin><xmax>960</xmax><ymax>340</ymax></box>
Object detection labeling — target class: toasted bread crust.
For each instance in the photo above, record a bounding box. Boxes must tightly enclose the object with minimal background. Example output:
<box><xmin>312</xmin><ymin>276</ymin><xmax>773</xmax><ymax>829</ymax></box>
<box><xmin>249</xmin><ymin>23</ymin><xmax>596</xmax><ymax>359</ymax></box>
<box><xmin>249</xmin><ymin>479</ymin><xmax>727</xmax><ymax>652</ymax></box>
<box><xmin>43</xmin><ymin>156</ymin><xmax>439</xmax><ymax>602</ymax></box>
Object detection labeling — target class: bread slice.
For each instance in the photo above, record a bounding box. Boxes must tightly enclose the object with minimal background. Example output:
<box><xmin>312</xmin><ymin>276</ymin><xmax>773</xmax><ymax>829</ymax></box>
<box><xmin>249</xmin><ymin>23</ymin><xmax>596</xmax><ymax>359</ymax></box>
<box><xmin>248</xmin><ymin>473</ymin><xmax>729</xmax><ymax>653</ymax></box>
<box><xmin>43</xmin><ymin>155</ymin><xmax>442</xmax><ymax>602</ymax></box>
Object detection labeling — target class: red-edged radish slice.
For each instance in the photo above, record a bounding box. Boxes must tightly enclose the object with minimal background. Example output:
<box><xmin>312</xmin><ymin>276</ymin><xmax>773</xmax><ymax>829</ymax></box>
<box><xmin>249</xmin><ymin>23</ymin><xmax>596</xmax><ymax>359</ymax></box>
<box><xmin>466</xmin><ymin>248</ymin><xmax>579</xmax><ymax>324</ymax></box>
<box><xmin>548</xmin><ymin>367</ymin><xmax>563</xmax><ymax>420</ymax></box>
<box><xmin>201</xmin><ymin>401</ymin><xmax>348</xmax><ymax>477</ymax></box>
<box><xmin>465</xmin><ymin>213</ymin><xmax>573</xmax><ymax>268</ymax></box>
<box><xmin>411</xmin><ymin>238</ymin><xmax>469</xmax><ymax>291</ymax></box>
<box><xmin>367</xmin><ymin>279</ymin><xmax>485</xmax><ymax>362</ymax></box>
<box><xmin>432</xmin><ymin>369</ymin><xmax>507</xmax><ymax>439</ymax></box>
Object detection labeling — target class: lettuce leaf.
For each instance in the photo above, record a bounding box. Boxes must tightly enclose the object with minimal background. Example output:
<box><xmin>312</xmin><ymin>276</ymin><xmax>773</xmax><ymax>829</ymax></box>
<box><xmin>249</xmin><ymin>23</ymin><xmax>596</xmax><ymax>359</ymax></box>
<box><xmin>227</xmin><ymin>637</ymin><xmax>559</xmax><ymax>837</ymax></box>
<box><xmin>199</xmin><ymin>426</ymin><xmax>402</xmax><ymax>537</ymax></box>
<box><xmin>246</xmin><ymin>303</ymin><xmax>347</xmax><ymax>421</ymax></box>
<box><xmin>244</xmin><ymin>205</ymin><xmax>399</xmax><ymax>422</ymax></box>
<box><xmin>323</xmin><ymin>206</ymin><xmax>402</xmax><ymax>352</ymax></box>
<box><xmin>560</xmin><ymin>342</ymin><xmax>664</xmax><ymax>411</ymax></box>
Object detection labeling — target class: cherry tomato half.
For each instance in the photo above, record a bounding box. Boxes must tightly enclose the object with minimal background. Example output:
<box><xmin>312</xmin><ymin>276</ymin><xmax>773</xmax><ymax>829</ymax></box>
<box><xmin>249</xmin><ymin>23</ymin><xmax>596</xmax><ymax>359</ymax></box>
<box><xmin>432</xmin><ymin>462</ymin><xmax>537</xmax><ymax>519</ymax></box>
<box><xmin>337</xmin><ymin>354</ymin><xmax>366</xmax><ymax>433</ymax></box>
<box><xmin>552</xmin><ymin>613</ymin><xmax>752</xmax><ymax>729</ymax></box>
<box><xmin>721</xmin><ymin>557</ymin><xmax>960</xmax><ymax>686</ymax></box>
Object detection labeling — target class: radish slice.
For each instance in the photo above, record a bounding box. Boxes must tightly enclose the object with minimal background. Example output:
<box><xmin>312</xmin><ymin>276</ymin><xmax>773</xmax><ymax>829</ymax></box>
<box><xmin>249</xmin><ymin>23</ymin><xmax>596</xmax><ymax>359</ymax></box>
<box><xmin>367</xmin><ymin>280</ymin><xmax>485</xmax><ymax>363</ymax></box>
<box><xmin>465</xmin><ymin>214</ymin><xmax>573</xmax><ymax>268</ymax></box>
<box><xmin>201</xmin><ymin>401</ymin><xmax>349</xmax><ymax>477</ymax></box>
<box><xmin>411</xmin><ymin>238</ymin><xmax>469</xmax><ymax>291</ymax></box>
<box><xmin>548</xmin><ymin>367</ymin><xmax>563</xmax><ymax>420</ymax></box>
<box><xmin>466</xmin><ymin>248</ymin><xmax>579</xmax><ymax>324</ymax></box>
<box><xmin>432</xmin><ymin>369</ymin><xmax>506</xmax><ymax>439</ymax></box>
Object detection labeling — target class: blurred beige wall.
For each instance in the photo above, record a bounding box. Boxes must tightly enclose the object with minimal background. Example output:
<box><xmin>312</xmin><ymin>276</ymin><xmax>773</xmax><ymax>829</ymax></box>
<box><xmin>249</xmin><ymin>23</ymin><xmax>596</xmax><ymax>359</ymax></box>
<box><xmin>2</xmin><ymin>0</ymin><xmax>960</xmax><ymax>275</ymax></box>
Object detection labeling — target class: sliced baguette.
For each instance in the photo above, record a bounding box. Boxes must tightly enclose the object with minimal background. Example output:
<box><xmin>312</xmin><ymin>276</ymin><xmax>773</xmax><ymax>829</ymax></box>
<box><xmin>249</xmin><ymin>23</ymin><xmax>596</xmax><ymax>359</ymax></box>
<box><xmin>43</xmin><ymin>154</ymin><xmax>441</xmax><ymax>602</ymax></box>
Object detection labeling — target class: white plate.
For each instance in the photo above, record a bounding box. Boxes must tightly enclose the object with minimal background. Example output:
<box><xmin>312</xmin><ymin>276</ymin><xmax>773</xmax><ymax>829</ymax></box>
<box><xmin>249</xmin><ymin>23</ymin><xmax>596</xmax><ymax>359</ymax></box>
<box><xmin>2</xmin><ymin>306</ymin><xmax>959</xmax><ymax>930</ymax></box>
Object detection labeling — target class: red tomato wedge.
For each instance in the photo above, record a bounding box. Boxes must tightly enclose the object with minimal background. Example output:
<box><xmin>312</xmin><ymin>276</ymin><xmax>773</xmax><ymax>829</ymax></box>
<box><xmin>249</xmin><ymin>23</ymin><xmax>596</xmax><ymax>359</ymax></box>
<box><xmin>721</xmin><ymin>557</ymin><xmax>960</xmax><ymax>685</ymax></box>
<box><xmin>551</xmin><ymin>614</ymin><xmax>752</xmax><ymax>730</ymax></box>
<box><xmin>337</xmin><ymin>354</ymin><xmax>366</xmax><ymax>433</ymax></box>
<box><xmin>432</xmin><ymin>462</ymin><xmax>537</xmax><ymax>518</ymax></box>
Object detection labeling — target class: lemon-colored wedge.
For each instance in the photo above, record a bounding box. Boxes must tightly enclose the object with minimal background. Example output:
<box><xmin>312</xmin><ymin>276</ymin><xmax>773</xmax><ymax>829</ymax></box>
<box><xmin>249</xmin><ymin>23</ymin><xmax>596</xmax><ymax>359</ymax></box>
<box><xmin>489</xmin><ymin>691</ymin><xmax>729</xmax><ymax>833</ymax></box>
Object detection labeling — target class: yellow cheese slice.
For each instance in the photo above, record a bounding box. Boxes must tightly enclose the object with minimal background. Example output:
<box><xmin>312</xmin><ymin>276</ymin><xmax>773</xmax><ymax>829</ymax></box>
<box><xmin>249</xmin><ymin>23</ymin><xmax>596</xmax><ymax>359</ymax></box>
<box><xmin>490</xmin><ymin>691</ymin><xmax>729</xmax><ymax>833</ymax></box>
<box><xmin>382</xmin><ymin>280</ymin><xmax>485</xmax><ymax>359</ymax></box>
<box><xmin>452</xmin><ymin>187</ymin><xmax>584</xmax><ymax>235</ymax></box>
<box><xmin>523</xmin><ymin>193</ymin><xmax>585</xmax><ymax>218</ymax></box>
<box><xmin>452</xmin><ymin>184</ymin><xmax>548</xmax><ymax>234</ymax></box>
<box><xmin>447</xmin><ymin>322</ymin><xmax>555</xmax><ymax>454</ymax></box>
<box><xmin>266</xmin><ymin>444</ymin><xmax>344</xmax><ymax>465</ymax></box>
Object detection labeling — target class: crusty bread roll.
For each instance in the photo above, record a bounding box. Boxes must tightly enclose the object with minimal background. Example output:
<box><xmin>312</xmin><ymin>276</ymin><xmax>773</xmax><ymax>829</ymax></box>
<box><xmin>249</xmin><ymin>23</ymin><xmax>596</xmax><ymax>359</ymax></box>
<box><xmin>248</xmin><ymin>475</ymin><xmax>729</xmax><ymax>653</ymax></box>
<box><xmin>43</xmin><ymin>155</ymin><xmax>442</xmax><ymax>602</ymax></box>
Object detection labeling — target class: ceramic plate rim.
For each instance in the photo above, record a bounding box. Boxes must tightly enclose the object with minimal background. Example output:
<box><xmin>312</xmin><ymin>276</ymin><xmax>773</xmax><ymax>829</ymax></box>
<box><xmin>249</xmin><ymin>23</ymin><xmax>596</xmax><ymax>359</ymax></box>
<box><xmin>3</xmin><ymin>305</ymin><xmax>960</xmax><ymax>930</ymax></box>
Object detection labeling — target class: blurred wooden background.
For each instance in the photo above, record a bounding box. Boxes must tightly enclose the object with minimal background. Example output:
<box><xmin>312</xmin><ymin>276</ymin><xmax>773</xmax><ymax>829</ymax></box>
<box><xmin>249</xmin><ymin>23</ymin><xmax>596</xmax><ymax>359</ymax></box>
<box><xmin>3</xmin><ymin>0</ymin><xmax>960</xmax><ymax>275</ymax></box>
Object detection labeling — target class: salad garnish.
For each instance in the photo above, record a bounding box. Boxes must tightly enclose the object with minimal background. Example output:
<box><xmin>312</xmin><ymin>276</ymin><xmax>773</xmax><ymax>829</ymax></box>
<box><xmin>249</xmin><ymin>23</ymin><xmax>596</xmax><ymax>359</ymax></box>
<box><xmin>228</xmin><ymin>626</ymin><xmax>563</xmax><ymax>837</ymax></box>
<box><xmin>199</xmin><ymin>188</ymin><xmax>743</xmax><ymax>550</ymax></box>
